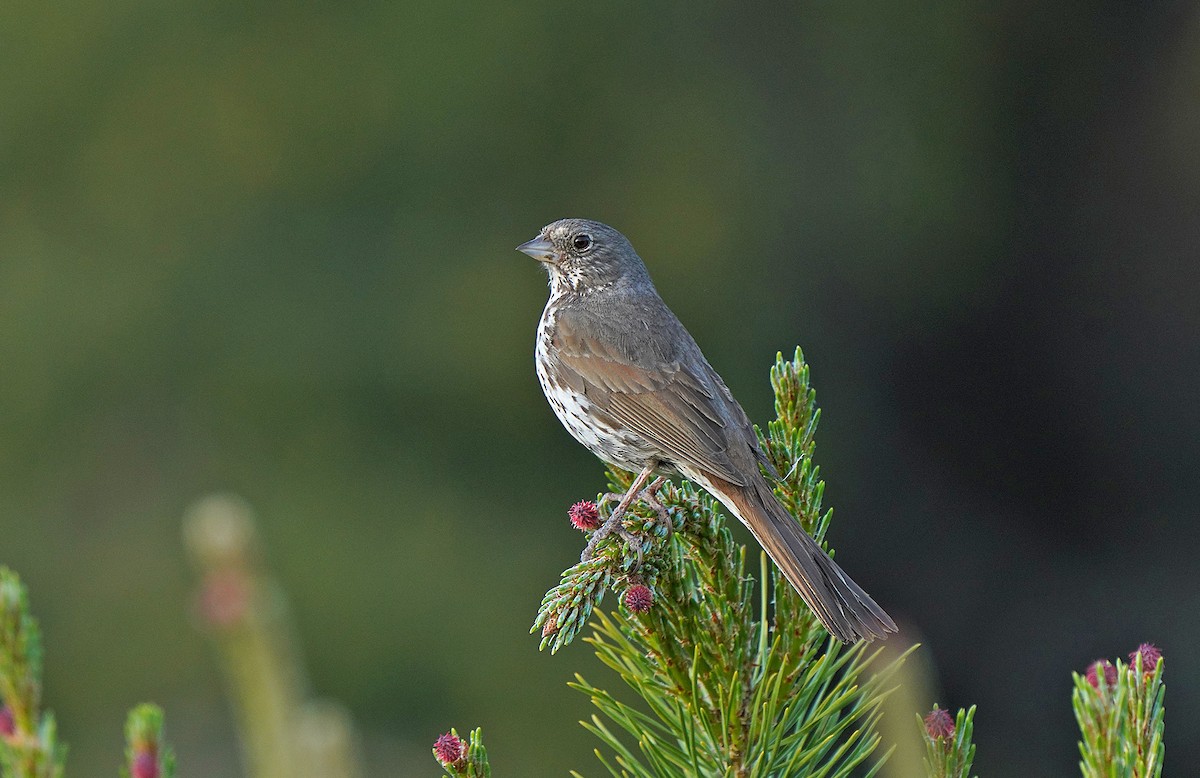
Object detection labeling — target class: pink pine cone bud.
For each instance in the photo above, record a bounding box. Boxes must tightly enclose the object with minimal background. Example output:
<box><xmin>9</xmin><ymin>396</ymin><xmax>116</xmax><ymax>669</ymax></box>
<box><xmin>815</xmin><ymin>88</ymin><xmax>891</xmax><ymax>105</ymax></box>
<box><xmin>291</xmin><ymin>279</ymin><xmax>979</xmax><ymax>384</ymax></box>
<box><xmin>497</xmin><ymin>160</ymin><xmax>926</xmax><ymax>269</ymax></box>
<box><xmin>924</xmin><ymin>707</ymin><xmax>954</xmax><ymax>740</ymax></box>
<box><xmin>131</xmin><ymin>752</ymin><xmax>159</xmax><ymax>778</ymax></box>
<box><xmin>1085</xmin><ymin>659</ymin><xmax>1117</xmax><ymax>689</ymax></box>
<box><xmin>624</xmin><ymin>584</ymin><xmax>653</xmax><ymax>613</ymax></box>
<box><xmin>1128</xmin><ymin>643</ymin><xmax>1162</xmax><ymax>673</ymax></box>
<box><xmin>0</xmin><ymin>705</ymin><xmax>13</xmax><ymax>737</ymax></box>
<box><xmin>568</xmin><ymin>501</ymin><xmax>601</xmax><ymax>531</ymax></box>
<box><xmin>434</xmin><ymin>732</ymin><xmax>466</xmax><ymax>766</ymax></box>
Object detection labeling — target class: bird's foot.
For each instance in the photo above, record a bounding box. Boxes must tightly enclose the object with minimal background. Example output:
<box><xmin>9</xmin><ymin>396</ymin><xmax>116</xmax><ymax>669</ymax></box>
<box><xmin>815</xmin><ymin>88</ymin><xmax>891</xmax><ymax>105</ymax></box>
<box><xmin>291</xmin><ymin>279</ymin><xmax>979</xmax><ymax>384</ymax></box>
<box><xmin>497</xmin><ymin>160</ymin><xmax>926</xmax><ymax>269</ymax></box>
<box><xmin>580</xmin><ymin>508</ymin><xmax>633</xmax><ymax>562</ymax></box>
<box><xmin>580</xmin><ymin>464</ymin><xmax>658</xmax><ymax>564</ymax></box>
<box><xmin>580</xmin><ymin>477</ymin><xmax>668</xmax><ymax>565</ymax></box>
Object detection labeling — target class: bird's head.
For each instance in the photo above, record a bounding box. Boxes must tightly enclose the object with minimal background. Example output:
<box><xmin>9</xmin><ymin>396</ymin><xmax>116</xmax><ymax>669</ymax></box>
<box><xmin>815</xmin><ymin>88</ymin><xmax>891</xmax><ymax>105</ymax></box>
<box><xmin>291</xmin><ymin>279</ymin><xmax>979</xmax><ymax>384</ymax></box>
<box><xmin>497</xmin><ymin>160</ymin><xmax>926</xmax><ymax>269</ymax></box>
<box><xmin>517</xmin><ymin>218</ymin><xmax>648</xmax><ymax>293</ymax></box>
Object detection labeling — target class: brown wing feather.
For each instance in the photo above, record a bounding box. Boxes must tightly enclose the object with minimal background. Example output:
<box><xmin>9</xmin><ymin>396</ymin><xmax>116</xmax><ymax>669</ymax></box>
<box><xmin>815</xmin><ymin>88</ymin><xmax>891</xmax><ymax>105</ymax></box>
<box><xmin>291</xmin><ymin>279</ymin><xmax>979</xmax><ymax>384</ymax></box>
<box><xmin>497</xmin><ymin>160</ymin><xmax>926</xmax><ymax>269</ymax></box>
<box><xmin>550</xmin><ymin>309</ymin><xmax>746</xmax><ymax>485</ymax></box>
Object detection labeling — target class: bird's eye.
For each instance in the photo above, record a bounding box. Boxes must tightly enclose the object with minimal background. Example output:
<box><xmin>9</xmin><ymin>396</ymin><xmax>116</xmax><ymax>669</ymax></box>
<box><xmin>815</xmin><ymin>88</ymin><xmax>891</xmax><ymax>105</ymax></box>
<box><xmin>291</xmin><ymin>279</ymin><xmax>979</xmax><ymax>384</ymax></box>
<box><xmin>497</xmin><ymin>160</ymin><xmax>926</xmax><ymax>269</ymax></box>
<box><xmin>572</xmin><ymin>233</ymin><xmax>593</xmax><ymax>252</ymax></box>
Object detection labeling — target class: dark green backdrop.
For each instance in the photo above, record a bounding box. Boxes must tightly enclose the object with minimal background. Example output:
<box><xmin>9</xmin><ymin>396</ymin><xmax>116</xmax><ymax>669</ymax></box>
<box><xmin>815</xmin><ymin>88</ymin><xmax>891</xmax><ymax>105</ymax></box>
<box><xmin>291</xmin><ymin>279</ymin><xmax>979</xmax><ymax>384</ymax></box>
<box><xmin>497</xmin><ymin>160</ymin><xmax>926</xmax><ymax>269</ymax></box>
<box><xmin>2</xmin><ymin>2</ymin><xmax>1196</xmax><ymax>775</ymax></box>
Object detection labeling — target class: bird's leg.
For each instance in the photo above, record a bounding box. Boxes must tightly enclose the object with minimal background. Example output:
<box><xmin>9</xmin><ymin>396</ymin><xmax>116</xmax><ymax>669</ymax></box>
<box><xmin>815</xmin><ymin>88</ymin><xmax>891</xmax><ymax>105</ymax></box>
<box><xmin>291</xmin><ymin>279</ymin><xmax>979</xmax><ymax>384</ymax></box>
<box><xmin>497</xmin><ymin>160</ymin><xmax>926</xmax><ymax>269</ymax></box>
<box><xmin>581</xmin><ymin>463</ymin><xmax>657</xmax><ymax>562</ymax></box>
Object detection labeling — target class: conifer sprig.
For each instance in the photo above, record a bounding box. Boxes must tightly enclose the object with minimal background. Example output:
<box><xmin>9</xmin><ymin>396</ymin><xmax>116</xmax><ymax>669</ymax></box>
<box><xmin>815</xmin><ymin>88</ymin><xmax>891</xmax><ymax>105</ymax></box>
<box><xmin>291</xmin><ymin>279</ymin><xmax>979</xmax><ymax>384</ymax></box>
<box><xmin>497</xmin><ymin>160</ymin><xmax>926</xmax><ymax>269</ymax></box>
<box><xmin>760</xmin><ymin>348</ymin><xmax>830</xmax><ymax>539</ymax></box>
<box><xmin>433</xmin><ymin>728</ymin><xmax>491</xmax><ymax>778</ymax></box>
<box><xmin>532</xmin><ymin>474</ymin><xmax>683</xmax><ymax>655</ymax></box>
<box><xmin>1073</xmin><ymin>646</ymin><xmax>1164</xmax><ymax>778</ymax></box>
<box><xmin>919</xmin><ymin>705</ymin><xmax>976</xmax><ymax>778</ymax></box>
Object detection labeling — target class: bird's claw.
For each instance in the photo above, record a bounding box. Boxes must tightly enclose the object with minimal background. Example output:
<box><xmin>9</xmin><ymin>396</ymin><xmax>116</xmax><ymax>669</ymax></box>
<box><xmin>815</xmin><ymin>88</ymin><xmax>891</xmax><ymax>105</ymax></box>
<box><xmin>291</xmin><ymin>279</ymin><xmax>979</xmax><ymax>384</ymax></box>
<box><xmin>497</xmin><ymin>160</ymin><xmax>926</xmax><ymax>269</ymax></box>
<box><xmin>580</xmin><ymin>477</ymin><xmax>669</xmax><ymax>565</ymax></box>
<box><xmin>580</xmin><ymin>509</ymin><xmax>637</xmax><ymax>563</ymax></box>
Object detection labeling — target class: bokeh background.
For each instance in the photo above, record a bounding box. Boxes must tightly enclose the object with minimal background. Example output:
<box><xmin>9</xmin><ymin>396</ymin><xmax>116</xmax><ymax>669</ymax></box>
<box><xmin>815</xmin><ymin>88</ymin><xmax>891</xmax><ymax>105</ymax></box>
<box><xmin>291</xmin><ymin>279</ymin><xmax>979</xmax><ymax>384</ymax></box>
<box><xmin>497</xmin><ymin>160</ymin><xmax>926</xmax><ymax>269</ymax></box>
<box><xmin>2</xmin><ymin>2</ymin><xmax>1198</xmax><ymax>775</ymax></box>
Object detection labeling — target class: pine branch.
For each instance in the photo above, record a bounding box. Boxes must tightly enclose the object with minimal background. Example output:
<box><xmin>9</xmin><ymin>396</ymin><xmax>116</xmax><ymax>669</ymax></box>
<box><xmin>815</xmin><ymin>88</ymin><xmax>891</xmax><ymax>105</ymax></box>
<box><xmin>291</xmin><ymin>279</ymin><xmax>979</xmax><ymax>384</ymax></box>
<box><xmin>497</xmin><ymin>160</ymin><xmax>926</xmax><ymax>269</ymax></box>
<box><xmin>533</xmin><ymin>348</ymin><xmax>910</xmax><ymax>777</ymax></box>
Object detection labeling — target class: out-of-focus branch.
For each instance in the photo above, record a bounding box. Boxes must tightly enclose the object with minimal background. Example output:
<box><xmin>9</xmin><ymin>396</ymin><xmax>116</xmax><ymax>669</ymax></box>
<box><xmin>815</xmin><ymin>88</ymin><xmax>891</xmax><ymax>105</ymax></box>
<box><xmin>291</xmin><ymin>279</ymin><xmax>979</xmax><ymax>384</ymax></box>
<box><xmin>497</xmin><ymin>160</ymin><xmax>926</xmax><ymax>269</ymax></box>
<box><xmin>183</xmin><ymin>495</ymin><xmax>362</xmax><ymax>778</ymax></box>
<box><xmin>0</xmin><ymin>567</ymin><xmax>65</xmax><ymax>778</ymax></box>
<box><xmin>2</xmin><ymin>567</ymin><xmax>174</xmax><ymax>778</ymax></box>
<box><xmin>124</xmin><ymin>704</ymin><xmax>174</xmax><ymax>778</ymax></box>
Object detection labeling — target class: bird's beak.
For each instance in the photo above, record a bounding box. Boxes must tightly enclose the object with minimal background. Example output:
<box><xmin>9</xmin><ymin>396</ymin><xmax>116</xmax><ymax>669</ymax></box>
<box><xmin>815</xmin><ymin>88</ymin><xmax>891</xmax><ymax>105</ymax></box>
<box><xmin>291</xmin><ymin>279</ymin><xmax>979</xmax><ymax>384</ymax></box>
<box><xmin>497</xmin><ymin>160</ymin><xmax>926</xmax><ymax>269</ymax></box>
<box><xmin>516</xmin><ymin>235</ymin><xmax>556</xmax><ymax>262</ymax></box>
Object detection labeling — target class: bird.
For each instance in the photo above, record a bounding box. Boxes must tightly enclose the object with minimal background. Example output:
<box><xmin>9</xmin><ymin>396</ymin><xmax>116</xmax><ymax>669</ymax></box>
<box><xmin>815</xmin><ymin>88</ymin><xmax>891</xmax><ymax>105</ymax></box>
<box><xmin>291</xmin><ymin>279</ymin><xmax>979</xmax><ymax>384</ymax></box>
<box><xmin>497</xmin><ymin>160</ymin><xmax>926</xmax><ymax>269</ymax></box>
<box><xmin>516</xmin><ymin>218</ymin><xmax>897</xmax><ymax>643</ymax></box>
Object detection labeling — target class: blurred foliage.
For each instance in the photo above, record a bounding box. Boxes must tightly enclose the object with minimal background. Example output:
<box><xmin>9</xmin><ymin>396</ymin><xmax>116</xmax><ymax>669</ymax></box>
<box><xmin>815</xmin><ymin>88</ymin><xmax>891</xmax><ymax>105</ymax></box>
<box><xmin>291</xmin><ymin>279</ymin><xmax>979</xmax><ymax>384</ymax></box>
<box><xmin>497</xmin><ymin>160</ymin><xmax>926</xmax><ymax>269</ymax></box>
<box><xmin>0</xmin><ymin>1</ymin><xmax>1196</xmax><ymax>776</ymax></box>
<box><xmin>183</xmin><ymin>496</ymin><xmax>363</xmax><ymax>778</ymax></box>
<box><xmin>0</xmin><ymin>567</ymin><xmax>64</xmax><ymax>778</ymax></box>
<box><xmin>1</xmin><ymin>567</ymin><xmax>173</xmax><ymax>778</ymax></box>
<box><xmin>122</xmin><ymin>704</ymin><xmax>174</xmax><ymax>778</ymax></box>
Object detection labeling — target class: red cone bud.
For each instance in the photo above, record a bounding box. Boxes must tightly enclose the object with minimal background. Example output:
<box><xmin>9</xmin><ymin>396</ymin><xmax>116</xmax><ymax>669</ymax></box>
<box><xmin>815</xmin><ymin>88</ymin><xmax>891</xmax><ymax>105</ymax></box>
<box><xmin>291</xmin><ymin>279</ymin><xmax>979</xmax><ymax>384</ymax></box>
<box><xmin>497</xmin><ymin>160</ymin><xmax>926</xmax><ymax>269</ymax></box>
<box><xmin>624</xmin><ymin>584</ymin><xmax>653</xmax><ymax>613</ymax></box>
<box><xmin>131</xmin><ymin>752</ymin><xmax>159</xmax><ymax>778</ymax></box>
<box><xmin>569</xmin><ymin>501</ymin><xmax>601</xmax><ymax>531</ymax></box>
<box><xmin>923</xmin><ymin>707</ymin><xmax>954</xmax><ymax>740</ymax></box>
<box><xmin>0</xmin><ymin>706</ymin><xmax>13</xmax><ymax>737</ymax></box>
<box><xmin>1128</xmin><ymin>643</ymin><xmax>1162</xmax><ymax>674</ymax></box>
<box><xmin>1085</xmin><ymin>659</ymin><xmax>1117</xmax><ymax>689</ymax></box>
<box><xmin>434</xmin><ymin>732</ymin><xmax>466</xmax><ymax>765</ymax></box>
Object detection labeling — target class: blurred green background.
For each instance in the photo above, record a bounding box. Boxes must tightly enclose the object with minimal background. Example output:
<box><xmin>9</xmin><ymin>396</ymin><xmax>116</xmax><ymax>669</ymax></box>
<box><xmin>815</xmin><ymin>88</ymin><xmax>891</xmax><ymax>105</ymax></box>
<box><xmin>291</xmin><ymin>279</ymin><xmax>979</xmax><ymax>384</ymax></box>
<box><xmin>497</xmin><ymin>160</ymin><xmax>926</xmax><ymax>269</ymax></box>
<box><xmin>2</xmin><ymin>1</ymin><xmax>1197</xmax><ymax>775</ymax></box>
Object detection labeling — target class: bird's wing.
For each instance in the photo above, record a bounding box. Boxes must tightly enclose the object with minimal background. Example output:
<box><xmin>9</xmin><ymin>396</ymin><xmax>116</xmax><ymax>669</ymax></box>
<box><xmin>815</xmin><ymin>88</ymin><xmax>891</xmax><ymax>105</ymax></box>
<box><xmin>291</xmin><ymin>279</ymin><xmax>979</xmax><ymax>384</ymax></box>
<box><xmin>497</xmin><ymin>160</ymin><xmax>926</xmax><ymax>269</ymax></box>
<box><xmin>549</xmin><ymin>304</ymin><xmax>747</xmax><ymax>485</ymax></box>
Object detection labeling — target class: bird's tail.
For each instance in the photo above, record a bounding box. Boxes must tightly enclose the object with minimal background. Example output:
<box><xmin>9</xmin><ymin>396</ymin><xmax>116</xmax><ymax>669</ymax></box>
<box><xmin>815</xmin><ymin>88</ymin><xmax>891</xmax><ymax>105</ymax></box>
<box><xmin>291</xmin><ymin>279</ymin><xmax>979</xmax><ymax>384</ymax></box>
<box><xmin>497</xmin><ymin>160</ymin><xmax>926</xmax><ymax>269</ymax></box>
<box><xmin>706</xmin><ymin>474</ymin><xmax>897</xmax><ymax>643</ymax></box>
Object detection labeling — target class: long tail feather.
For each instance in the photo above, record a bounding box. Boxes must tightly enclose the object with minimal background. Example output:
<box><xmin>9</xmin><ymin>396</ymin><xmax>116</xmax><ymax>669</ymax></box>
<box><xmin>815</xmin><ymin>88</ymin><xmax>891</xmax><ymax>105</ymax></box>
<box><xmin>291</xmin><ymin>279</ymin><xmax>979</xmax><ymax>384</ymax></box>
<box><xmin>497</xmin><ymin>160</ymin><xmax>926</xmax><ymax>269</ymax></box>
<box><xmin>697</xmin><ymin>473</ymin><xmax>897</xmax><ymax>643</ymax></box>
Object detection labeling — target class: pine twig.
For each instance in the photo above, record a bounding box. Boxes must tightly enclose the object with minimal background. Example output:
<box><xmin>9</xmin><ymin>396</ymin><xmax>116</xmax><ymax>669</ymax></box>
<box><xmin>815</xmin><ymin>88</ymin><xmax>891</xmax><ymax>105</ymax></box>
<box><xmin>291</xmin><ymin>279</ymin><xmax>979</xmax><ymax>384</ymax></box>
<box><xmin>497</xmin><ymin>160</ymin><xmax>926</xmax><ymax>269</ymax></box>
<box><xmin>433</xmin><ymin>728</ymin><xmax>491</xmax><ymax>778</ymax></box>
<box><xmin>919</xmin><ymin>705</ymin><xmax>976</xmax><ymax>778</ymax></box>
<box><xmin>1074</xmin><ymin>644</ymin><xmax>1165</xmax><ymax>778</ymax></box>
